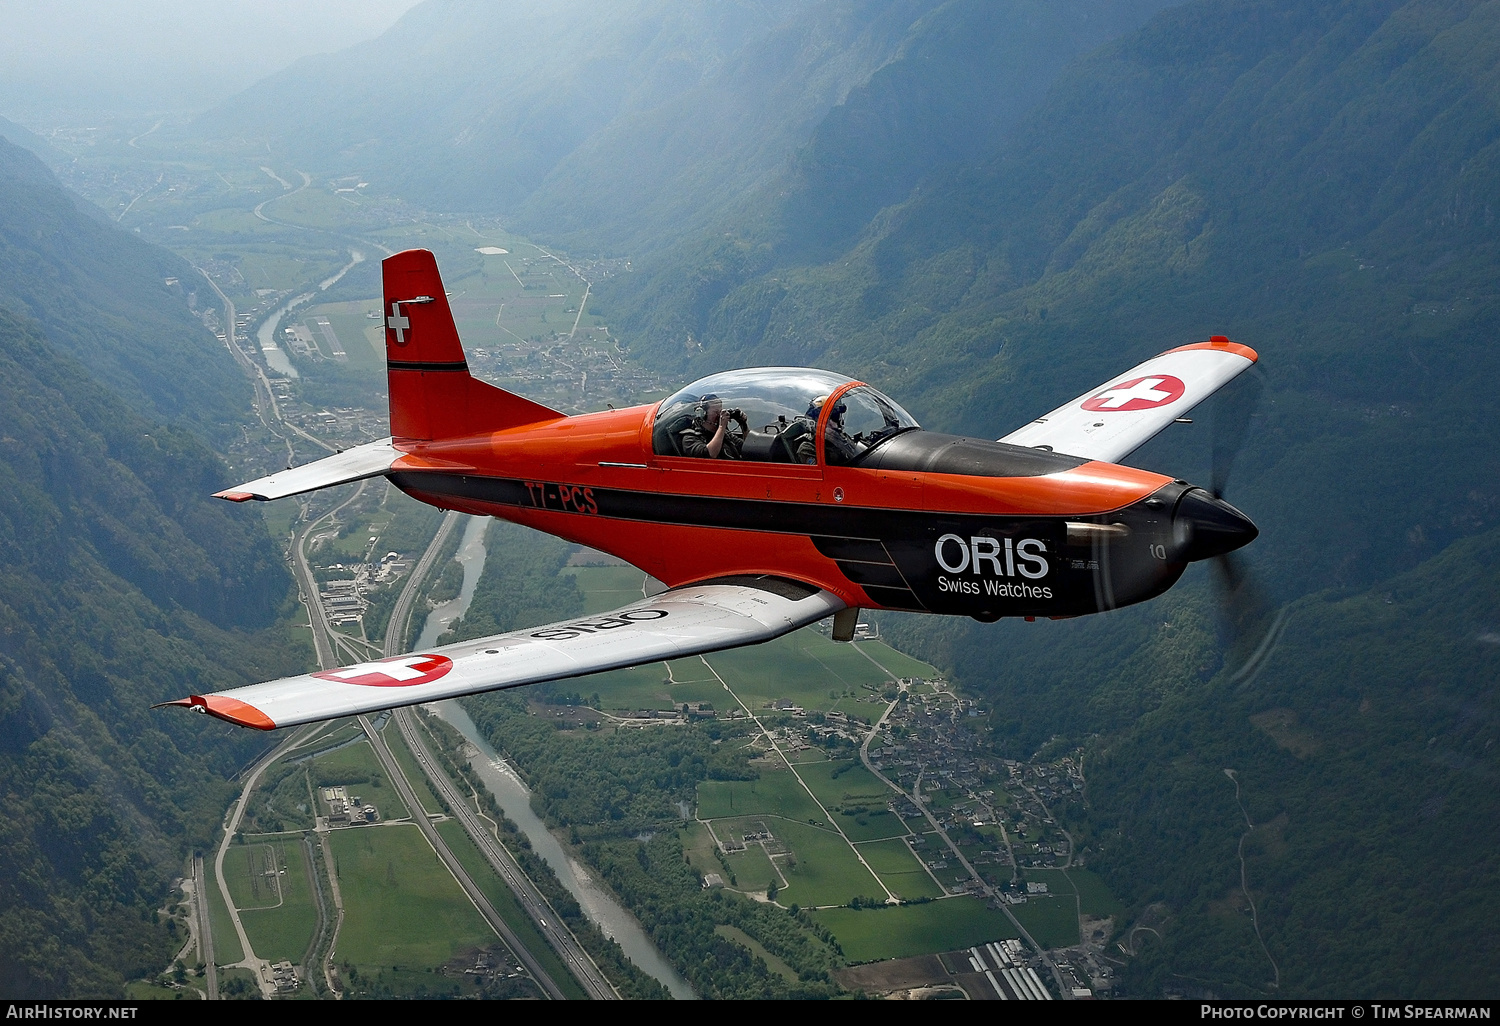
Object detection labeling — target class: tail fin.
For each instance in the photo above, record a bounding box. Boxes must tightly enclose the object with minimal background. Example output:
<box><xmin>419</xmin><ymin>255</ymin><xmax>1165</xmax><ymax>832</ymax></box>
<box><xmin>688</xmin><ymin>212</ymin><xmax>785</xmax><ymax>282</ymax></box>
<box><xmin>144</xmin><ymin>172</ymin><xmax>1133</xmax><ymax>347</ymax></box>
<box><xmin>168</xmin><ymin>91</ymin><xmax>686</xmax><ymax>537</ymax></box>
<box><xmin>383</xmin><ymin>249</ymin><xmax>562</xmax><ymax>441</ymax></box>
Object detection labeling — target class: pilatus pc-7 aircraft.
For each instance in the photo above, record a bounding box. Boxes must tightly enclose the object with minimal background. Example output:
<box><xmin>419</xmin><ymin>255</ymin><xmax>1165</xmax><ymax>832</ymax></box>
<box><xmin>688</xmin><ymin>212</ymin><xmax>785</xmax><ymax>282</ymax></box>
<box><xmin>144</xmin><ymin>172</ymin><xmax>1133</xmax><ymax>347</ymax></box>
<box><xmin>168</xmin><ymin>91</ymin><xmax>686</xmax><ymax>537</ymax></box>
<box><xmin>162</xmin><ymin>249</ymin><xmax>1258</xmax><ymax>730</ymax></box>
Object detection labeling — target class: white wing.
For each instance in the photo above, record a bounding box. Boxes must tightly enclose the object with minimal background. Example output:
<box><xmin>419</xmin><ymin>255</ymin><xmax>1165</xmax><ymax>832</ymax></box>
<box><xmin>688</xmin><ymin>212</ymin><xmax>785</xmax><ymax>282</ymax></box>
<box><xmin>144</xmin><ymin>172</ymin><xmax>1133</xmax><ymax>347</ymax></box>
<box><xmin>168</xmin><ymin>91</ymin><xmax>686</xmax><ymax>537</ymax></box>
<box><xmin>999</xmin><ymin>338</ymin><xmax>1258</xmax><ymax>463</ymax></box>
<box><xmin>215</xmin><ymin>437</ymin><xmax>402</xmax><ymax>501</ymax></box>
<box><xmin>161</xmin><ymin>578</ymin><xmax>844</xmax><ymax>730</ymax></box>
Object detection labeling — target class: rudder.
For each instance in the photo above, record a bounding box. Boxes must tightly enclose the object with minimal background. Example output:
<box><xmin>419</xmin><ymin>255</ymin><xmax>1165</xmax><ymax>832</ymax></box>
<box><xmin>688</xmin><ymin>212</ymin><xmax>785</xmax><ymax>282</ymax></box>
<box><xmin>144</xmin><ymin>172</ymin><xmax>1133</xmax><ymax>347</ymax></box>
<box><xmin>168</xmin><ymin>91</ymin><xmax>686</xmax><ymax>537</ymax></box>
<box><xmin>383</xmin><ymin>249</ymin><xmax>561</xmax><ymax>440</ymax></box>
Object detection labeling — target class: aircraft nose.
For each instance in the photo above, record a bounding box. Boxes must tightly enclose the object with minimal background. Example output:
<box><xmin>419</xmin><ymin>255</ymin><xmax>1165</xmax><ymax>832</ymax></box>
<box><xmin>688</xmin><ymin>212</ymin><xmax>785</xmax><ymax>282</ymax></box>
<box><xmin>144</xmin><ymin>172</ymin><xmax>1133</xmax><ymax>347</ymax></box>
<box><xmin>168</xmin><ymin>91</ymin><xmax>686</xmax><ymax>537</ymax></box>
<box><xmin>1173</xmin><ymin>488</ymin><xmax>1258</xmax><ymax>562</ymax></box>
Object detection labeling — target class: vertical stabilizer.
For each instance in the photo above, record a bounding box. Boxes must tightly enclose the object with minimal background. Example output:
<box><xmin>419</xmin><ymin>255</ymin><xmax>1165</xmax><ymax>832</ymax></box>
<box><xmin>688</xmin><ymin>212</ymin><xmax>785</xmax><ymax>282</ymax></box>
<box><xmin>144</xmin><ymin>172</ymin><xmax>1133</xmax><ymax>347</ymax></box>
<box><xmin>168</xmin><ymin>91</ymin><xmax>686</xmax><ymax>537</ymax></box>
<box><xmin>383</xmin><ymin>249</ymin><xmax>562</xmax><ymax>441</ymax></box>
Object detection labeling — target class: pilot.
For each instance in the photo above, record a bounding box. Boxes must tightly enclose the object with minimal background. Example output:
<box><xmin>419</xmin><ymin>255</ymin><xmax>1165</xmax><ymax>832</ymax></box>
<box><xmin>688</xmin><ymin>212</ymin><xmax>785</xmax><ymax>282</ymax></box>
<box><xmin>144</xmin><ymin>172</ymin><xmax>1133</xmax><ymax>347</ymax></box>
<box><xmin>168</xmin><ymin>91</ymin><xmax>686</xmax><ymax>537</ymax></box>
<box><xmin>806</xmin><ymin>394</ymin><xmax>859</xmax><ymax>465</ymax></box>
<box><xmin>680</xmin><ymin>394</ymin><xmax>748</xmax><ymax>459</ymax></box>
<box><xmin>792</xmin><ymin>396</ymin><xmax>829</xmax><ymax>464</ymax></box>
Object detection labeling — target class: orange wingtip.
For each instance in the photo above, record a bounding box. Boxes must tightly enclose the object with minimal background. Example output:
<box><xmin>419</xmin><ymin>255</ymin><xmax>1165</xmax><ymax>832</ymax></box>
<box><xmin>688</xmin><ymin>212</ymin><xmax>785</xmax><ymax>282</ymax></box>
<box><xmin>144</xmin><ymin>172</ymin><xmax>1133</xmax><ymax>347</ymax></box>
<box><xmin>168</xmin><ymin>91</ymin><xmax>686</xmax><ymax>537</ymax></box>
<box><xmin>157</xmin><ymin>694</ymin><xmax>277</xmax><ymax>730</ymax></box>
<box><xmin>214</xmin><ymin>490</ymin><xmax>255</xmax><ymax>502</ymax></box>
<box><xmin>1159</xmin><ymin>338</ymin><xmax>1259</xmax><ymax>361</ymax></box>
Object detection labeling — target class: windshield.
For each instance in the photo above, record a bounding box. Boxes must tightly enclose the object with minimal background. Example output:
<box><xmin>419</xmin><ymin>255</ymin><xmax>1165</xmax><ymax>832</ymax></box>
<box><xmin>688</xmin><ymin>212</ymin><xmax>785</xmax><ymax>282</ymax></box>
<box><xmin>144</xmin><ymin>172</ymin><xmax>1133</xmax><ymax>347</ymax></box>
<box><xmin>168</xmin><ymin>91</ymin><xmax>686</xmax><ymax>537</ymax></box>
<box><xmin>822</xmin><ymin>385</ymin><xmax>921</xmax><ymax>466</ymax></box>
<box><xmin>652</xmin><ymin>368</ymin><xmax>856</xmax><ymax>463</ymax></box>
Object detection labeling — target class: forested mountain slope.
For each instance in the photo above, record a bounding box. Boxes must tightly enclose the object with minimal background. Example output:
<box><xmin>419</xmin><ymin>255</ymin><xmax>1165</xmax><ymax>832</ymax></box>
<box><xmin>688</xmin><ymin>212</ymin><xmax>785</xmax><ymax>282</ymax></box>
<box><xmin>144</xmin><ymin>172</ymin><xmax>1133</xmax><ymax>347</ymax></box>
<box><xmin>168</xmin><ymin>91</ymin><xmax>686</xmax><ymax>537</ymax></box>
<box><xmin>197</xmin><ymin>0</ymin><xmax>1168</xmax><ymax>254</ymax></box>
<box><xmin>0</xmin><ymin>141</ymin><xmax>248</xmax><ymax>440</ymax></box>
<box><xmin>0</xmin><ymin>148</ymin><xmax>299</xmax><ymax>997</ymax></box>
<box><xmin>597</xmin><ymin>0</ymin><xmax>1500</xmax><ymax>996</ymax></box>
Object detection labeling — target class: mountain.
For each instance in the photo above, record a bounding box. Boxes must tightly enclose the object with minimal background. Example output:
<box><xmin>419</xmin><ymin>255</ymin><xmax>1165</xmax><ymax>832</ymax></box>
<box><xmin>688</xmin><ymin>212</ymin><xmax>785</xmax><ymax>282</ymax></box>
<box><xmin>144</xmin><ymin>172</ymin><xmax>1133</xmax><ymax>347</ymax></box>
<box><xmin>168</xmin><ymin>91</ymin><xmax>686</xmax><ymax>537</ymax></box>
<box><xmin>0</xmin><ymin>115</ymin><xmax>65</xmax><ymax>165</ymax></box>
<box><xmin>0</xmin><ymin>143</ymin><xmax>298</xmax><ymax>996</ymax></box>
<box><xmin>0</xmin><ymin>140</ymin><xmax>248</xmax><ymax>440</ymax></box>
<box><xmin>195</xmin><ymin>0</ymin><xmax>1170</xmax><ymax>254</ymax></box>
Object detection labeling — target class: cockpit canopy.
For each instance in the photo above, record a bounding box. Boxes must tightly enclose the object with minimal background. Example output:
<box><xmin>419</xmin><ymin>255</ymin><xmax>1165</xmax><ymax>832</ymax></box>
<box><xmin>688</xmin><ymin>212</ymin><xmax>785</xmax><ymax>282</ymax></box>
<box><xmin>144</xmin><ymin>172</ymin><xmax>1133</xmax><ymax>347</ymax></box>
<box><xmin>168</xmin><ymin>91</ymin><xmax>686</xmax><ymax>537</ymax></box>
<box><xmin>652</xmin><ymin>367</ymin><xmax>920</xmax><ymax>465</ymax></box>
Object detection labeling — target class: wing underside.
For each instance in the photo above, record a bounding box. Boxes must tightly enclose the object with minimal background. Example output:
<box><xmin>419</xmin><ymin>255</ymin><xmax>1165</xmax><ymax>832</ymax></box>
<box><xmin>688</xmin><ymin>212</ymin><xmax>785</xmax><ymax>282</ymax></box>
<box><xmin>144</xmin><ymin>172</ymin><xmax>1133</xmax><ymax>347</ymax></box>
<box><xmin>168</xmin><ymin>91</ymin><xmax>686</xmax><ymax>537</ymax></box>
<box><xmin>215</xmin><ymin>437</ymin><xmax>402</xmax><ymax>502</ymax></box>
<box><xmin>162</xmin><ymin>577</ymin><xmax>844</xmax><ymax>730</ymax></box>
<box><xmin>999</xmin><ymin>339</ymin><xmax>1258</xmax><ymax>463</ymax></box>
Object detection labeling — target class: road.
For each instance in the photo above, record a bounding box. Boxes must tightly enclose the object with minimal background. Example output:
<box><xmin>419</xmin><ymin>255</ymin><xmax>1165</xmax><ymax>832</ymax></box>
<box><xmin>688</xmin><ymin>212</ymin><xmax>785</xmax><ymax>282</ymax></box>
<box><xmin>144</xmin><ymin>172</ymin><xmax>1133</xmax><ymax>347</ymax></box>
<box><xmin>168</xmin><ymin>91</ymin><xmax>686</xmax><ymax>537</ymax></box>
<box><xmin>383</xmin><ymin>510</ymin><xmax>461</xmax><ymax>654</ymax></box>
<box><xmin>377</xmin><ymin>510</ymin><xmax>616</xmax><ymax>997</ymax></box>
<box><xmin>192</xmin><ymin>856</ymin><xmax>216</xmax><ymax>999</ymax></box>
<box><xmin>288</xmin><ymin>480</ymin><xmax>370</xmax><ymax>669</ymax></box>
<box><xmin>358</xmin><ymin>713</ymin><xmax>571</xmax><ymax>999</ymax></box>
<box><xmin>212</xmin><ymin>723</ymin><xmax>317</xmax><ymax>998</ymax></box>
<box><xmin>394</xmin><ymin>708</ymin><xmax>619</xmax><ymax>998</ymax></box>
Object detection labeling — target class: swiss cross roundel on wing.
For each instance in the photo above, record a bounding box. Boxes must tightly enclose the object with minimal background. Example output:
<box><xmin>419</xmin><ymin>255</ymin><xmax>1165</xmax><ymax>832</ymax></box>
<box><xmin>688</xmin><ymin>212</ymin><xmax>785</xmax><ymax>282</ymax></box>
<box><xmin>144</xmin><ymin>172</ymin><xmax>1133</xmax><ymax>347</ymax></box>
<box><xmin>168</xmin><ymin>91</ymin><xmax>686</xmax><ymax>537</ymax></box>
<box><xmin>1081</xmin><ymin>374</ymin><xmax>1186</xmax><ymax>412</ymax></box>
<box><xmin>313</xmin><ymin>654</ymin><xmax>453</xmax><ymax>688</ymax></box>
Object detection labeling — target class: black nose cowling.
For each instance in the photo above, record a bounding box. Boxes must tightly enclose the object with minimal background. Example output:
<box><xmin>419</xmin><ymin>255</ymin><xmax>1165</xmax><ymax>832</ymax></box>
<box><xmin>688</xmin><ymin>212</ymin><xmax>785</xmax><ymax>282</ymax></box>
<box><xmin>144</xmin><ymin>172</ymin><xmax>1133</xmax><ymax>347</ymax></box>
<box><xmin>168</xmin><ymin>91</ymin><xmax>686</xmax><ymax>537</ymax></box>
<box><xmin>1174</xmin><ymin>488</ymin><xmax>1258</xmax><ymax>562</ymax></box>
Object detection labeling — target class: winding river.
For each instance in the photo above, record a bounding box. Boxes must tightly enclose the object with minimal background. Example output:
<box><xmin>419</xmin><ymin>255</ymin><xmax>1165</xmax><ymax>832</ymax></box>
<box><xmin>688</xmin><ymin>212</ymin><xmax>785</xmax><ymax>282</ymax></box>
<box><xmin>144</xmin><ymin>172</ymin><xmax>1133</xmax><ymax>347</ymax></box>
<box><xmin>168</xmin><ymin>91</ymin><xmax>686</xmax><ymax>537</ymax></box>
<box><xmin>254</xmin><ymin>249</ymin><xmax>366</xmax><ymax>378</ymax></box>
<box><xmin>415</xmin><ymin>515</ymin><xmax>697</xmax><ymax>1000</ymax></box>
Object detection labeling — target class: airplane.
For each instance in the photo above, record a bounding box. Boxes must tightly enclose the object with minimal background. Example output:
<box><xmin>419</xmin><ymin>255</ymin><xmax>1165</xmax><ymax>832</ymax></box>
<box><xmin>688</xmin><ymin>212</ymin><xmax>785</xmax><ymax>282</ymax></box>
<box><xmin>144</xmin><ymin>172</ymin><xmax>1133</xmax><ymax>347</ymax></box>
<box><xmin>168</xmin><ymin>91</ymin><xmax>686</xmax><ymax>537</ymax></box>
<box><xmin>161</xmin><ymin>248</ymin><xmax>1258</xmax><ymax>731</ymax></box>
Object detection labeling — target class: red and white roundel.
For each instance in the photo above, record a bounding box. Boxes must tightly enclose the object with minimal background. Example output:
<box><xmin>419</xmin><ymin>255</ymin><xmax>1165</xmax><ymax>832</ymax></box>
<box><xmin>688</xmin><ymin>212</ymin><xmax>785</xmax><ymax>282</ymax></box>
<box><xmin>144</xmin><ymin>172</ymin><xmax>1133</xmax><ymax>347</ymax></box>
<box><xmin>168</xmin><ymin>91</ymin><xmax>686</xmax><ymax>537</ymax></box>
<box><xmin>1081</xmin><ymin>374</ymin><xmax>1186</xmax><ymax>412</ymax></box>
<box><xmin>313</xmin><ymin>654</ymin><xmax>453</xmax><ymax>688</ymax></box>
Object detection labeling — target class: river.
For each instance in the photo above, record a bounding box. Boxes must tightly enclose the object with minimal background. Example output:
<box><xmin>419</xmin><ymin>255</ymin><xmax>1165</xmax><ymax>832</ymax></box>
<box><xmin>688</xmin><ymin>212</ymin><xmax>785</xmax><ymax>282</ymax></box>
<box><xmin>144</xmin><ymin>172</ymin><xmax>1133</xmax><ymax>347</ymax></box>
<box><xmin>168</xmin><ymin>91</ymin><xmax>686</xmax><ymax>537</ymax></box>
<box><xmin>415</xmin><ymin>515</ymin><xmax>697</xmax><ymax>1000</ymax></box>
<box><xmin>254</xmin><ymin>249</ymin><xmax>367</xmax><ymax>378</ymax></box>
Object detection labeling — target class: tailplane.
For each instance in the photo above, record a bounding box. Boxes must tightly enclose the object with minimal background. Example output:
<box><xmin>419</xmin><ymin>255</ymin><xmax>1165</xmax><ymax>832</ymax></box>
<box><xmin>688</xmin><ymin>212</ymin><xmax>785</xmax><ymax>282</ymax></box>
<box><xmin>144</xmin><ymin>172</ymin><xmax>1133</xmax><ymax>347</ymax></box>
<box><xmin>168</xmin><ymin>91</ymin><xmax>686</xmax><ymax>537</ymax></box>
<box><xmin>383</xmin><ymin>249</ymin><xmax>562</xmax><ymax>441</ymax></box>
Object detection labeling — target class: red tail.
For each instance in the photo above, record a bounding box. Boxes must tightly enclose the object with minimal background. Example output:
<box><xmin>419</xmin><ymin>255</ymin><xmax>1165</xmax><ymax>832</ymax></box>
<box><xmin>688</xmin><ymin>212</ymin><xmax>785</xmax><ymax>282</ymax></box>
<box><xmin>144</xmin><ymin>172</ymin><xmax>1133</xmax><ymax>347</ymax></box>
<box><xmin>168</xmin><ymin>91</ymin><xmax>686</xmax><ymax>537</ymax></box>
<box><xmin>382</xmin><ymin>249</ymin><xmax>561</xmax><ymax>441</ymax></box>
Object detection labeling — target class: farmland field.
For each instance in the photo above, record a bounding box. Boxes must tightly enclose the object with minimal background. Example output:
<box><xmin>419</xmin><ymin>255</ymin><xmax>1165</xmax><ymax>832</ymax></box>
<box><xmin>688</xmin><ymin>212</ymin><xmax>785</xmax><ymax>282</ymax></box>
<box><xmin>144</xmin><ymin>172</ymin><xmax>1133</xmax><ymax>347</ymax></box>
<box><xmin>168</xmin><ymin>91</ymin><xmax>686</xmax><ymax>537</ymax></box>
<box><xmin>813</xmin><ymin>899</ymin><xmax>1020</xmax><ymax>963</ymax></box>
<box><xmin>328</xmin><ymin>825</ymin><xmax>495</xmax><ymax>969</ymax></box>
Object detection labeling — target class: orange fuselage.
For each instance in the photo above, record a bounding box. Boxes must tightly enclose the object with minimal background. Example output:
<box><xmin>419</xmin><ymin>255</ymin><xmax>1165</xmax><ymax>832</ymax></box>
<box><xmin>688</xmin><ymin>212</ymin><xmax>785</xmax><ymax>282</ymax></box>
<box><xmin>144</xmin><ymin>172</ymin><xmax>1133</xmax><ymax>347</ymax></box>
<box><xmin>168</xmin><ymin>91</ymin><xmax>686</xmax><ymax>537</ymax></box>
<box><xmin>386</xmin><ymin>401</ymin><xmax>1185</xmax><ymax>620</ymax></box>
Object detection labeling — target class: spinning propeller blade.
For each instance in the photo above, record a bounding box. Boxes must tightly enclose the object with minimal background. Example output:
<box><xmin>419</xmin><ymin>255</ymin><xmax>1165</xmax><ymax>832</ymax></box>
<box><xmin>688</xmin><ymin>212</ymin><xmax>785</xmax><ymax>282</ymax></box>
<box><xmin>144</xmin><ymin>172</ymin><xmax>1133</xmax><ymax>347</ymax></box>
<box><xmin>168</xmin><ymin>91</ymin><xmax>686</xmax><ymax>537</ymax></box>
<box><xmin>1205</xmin><ymin>366</ymin><xmax>1274</xmax><ymax>666</ymax></box>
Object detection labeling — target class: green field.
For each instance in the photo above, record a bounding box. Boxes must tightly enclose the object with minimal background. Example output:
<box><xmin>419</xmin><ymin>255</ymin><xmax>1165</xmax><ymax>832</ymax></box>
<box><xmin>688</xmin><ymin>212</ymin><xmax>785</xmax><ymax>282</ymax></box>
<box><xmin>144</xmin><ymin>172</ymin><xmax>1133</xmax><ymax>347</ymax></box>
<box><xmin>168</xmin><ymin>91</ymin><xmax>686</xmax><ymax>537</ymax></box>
<box><xmin>307</xmin><ymin>740</ymin><xmax>387</xmax><ymax>794</ymax></box>
<box><xmin>799</xmin><ymin>760</ymin><xmax>907</xmax><ymax>842</ymax></box>
<box><xmin>697</xmin><ymin>770</ymin><xmax>823</xmax><ymax>822</ymax></box>
<box><xmin>380</xmin><ymin>720</ymin><xmax>446</xmax><ymax>818</ymax></box>
<box><xmin>769</xmin><ymin>820</ymin><xmax>883</xmax><ymax>907</ymax></box>
<box><xmin>708</xmin><ymin>632</ymin><xmax>896</xmax><ymax>712</ymax></box>
<box><xmin>852</xmin><ymin>641</ymin><xmax>940</xmax><ymax>681</ymax></box>
<box><xmin>715</xmin><ymin>925</ymin><xmax>798</xmax><ymax>982</ymax></box>
<box><xmin>564</xmin><ymin>565</ymin><xmax>647</xmax><ymax>614</ymax></box>
<box><xmin>224</xmin><ymin>842</ymin><xmax>288</xmax><ymax>910</ymax></box>
<box><xmin>329</xmin><ymin>825</ymin><xmax>495</xmax><ymax>969</ymax></box>
<box><xmin>724</xmin><ymin>844</ymin><xmax>780</xmax><ymax>892</ymax></box>
<box><xmin>853</xmin><ymin>838</ymin><xmax>944</xmax><ymax>902</ymax></box>
<box><xmin>814</xmin><ymin>898</ymin><xmax>1020</xmax><ymax>962</ymax></box>
<box><xmin>301</xmin><ymin>299</ymin><xmax>385</xmax><ymax>370</ymax></box>
<box><xmin>1065</xmin><ymin>868</ymin><xmax>1126</xmax><ymax>919</ymax></box>
<box><xmin>854</xmin><ymin>838</ymin><xmax>937</xmax><ymax>880</ymax></box>
<box><xmin>203</xmin><ymin>859</ymin><xmax>243</xmax><ymax>966</ymax></box>
<box><xmin>680</xmin><ymin>821</ymin><xmax>720</xmax><ymax>880</ymax></box>
<box><xmin>432</xmin><ymin>820</ymin><xmax>586</xmax><ymax>1000</ymax></box>
<box><xmin>238</xmin><ymin>840</ymin><xmax>319</xmax><ymax>963</ymax></box>
<box><xmin>1010</xmin><ymin>896</ymin><xmax>1080</xmax><ymax>948</ymax></box>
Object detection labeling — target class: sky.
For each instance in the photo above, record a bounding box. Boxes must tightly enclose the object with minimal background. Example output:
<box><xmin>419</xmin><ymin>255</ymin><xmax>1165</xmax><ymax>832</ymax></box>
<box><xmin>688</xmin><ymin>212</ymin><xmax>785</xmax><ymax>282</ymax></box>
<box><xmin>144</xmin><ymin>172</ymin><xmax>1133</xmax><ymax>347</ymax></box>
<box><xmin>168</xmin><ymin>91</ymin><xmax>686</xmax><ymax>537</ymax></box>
<box><xmin>0</xmin><ymin>0</ymin><xmax>422</xmax><ymax>121</ymax></box>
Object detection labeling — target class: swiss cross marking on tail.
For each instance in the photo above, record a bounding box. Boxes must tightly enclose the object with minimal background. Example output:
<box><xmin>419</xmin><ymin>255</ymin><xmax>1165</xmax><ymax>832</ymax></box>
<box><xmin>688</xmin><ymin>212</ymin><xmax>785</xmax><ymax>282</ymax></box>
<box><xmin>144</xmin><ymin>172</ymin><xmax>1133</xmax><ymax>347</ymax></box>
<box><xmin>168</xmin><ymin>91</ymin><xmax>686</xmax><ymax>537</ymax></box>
<box><xmin>313</xmin><ymin>654</ymin><xmax>453</xmax><ymax>688</ymax></box>
<box><xmin>1081</xmin><ymin>374</ymin><xmax>1186</xmax><ymax>412</ymax></box>
<box><xmin>386</xmin><ymin>301</ymin><xmax>410</xmax><ymax>346</ymax></box>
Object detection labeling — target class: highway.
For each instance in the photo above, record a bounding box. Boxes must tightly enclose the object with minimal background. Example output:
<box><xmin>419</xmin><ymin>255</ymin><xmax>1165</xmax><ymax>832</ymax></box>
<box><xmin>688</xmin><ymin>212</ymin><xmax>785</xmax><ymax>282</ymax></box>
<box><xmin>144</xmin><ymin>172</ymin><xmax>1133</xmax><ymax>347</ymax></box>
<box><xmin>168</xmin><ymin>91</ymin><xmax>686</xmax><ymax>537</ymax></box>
<box><xmin>383</xmin><ymin>509</ymin><xmax>460</xmax><ymax>654</ymax></box>
<box><xmin>358</xmin><ymin>712</ymin><xmax>571</xmax><ymax>999</ymax></box>
<box><xmin>376</xmin><ymin>510</ymin><xmax>616</xmax><ymax>997</ymax></box>
<box><xmin>394</xmin><ymin>707</ymin><xmax>619</xmax><ymax>998</ymax></box>
<box><xmin>192</xmin><ymin>856</ymin><xmax>216</xmax><ymax>999</ymax></box>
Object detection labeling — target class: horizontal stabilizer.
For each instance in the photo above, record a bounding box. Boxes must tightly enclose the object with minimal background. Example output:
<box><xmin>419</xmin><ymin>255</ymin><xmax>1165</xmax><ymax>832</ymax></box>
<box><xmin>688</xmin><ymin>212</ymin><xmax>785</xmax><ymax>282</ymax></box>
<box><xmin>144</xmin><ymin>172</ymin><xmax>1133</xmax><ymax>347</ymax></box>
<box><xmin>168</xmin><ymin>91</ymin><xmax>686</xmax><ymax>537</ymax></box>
<box><xmin>1000</xmin><ymin>338</ymin><xmax>1257</xmax><ymax>464</ymax></box>
<box><xmin>215</xmin><ymin>437</ymin><xmax>401</xmax><ymax>502</ymax></box>
<box><xmin>160</xmin><ymin>577</ymin><xmax>844</xmax><ymax>729</ymax></box>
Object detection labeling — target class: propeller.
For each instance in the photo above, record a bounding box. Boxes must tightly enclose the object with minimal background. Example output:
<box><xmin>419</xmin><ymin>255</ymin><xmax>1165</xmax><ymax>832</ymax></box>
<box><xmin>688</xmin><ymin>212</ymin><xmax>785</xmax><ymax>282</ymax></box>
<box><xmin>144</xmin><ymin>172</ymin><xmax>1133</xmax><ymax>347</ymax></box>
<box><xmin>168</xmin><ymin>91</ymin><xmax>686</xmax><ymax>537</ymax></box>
<box><xmin>1210</xmin><ymin>366</ymin><xmax>1264</xmax><ymax>500</ymax></box>
<box><xmin>1205</xmin><ymin>366</ymin><xmax>1275</xmax><ymax>671</ymax></box>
